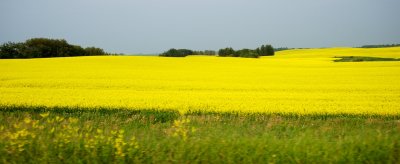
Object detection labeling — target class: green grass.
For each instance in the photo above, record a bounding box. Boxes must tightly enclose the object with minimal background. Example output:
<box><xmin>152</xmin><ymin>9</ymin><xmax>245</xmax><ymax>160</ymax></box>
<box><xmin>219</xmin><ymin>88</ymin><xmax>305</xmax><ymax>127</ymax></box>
<box><xmin>334</xmin><ymin>56</ymin><xmax>400</xmax><ymax>62</ymax></box>
<box><xmin>0</xmin><ymin>106</ymin><xmax>399</xmax><ymax>163</ymax></box>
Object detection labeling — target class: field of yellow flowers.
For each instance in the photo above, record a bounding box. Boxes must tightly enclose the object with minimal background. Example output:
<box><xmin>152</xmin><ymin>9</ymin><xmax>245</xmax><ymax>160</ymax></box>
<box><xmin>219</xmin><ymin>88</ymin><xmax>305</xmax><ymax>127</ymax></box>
<box><xmin>0</xmin><ymin>47</ymin><xmax>399</xmax><ymax>115</ymax></box>
<box><xmin>1</xmin><ymin>47</ymin><xmax>400</xmax><ymax>163</ymax></box>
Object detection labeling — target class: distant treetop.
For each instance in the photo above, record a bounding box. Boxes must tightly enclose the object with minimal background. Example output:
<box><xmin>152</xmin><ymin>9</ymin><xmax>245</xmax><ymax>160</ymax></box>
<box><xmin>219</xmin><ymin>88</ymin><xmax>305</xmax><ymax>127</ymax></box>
<box><xmin>0</xmin><ymin>38</ymin><xmax>120</xmax><ymax>59</ymax></box>
<box><xmin>359</xmin><ymin>44</ymin><xmax>400</xmax><ymax>48</ymax></box>
<box><xmin>218</xmin><ymin>44</ymin><xmax>275</xmax><ymax>58</ymax></box>
<box><xmin>160</xmin><ymin>44</ymin><xmax>275</xmax><ymax>58</ymax></box>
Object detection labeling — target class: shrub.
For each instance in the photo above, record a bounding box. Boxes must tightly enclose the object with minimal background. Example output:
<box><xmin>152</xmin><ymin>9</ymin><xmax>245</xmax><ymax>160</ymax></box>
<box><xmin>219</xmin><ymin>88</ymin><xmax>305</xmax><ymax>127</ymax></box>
<box><xmin>160</xmin><ymin>48</ymin><xmax>193</xmax><ymax>57</ymax></box>
<box><xmin>0</xmin><ymin>38</ymin><xmax>109</xmax><ymax>58</ymax></box>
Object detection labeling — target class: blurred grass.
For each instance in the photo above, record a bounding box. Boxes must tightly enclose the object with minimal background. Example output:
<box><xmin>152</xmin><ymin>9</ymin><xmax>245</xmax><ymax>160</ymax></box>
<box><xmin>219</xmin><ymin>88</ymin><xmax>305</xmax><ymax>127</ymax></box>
<box><xmin>334</xmin><ymin>56</ymin><xmax>400</xmax><ymax>62</ymax></box>
<box><xmin>0</xmin><ymin>106</ymin><xmax>399</xmax><ymax>163</ymax></box>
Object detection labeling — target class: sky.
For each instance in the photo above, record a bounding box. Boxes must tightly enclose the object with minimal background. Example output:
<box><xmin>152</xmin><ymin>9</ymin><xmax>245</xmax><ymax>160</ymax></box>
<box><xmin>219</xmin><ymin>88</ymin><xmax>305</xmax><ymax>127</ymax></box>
<box><xmin>1</xmin><ymin>0</ymin><xmax>399</xmax><ymax>54</ymax></box>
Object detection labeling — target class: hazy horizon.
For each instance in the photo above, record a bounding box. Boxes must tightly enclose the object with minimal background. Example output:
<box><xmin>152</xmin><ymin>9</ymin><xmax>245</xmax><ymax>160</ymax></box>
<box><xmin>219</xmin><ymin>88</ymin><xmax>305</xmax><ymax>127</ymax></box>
<box><xmin>1</xmin><ymin>0</ymin><xmax>400</xmax><ymax>54</ymax></box>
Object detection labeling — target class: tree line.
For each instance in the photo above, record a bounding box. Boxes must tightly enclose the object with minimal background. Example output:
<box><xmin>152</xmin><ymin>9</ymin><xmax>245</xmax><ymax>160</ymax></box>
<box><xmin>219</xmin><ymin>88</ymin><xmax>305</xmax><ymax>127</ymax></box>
<box><xmin>0</xmin><ymin>38</ymin><xmax>116</xmax><ymax>59</ymax></box>
<box><xmin>160</xmin><ymin>44</ymin><xmax>274</xmax><ymax>58</ymax></box>
<box><xmin>218</xmin><ymin>45</ymin><xmax>274</xmax><ymax>58</ymax></box>
<box><xmin>359</xmin><ymin>44</ymin><xmax>400</xmax><ymax>48</ymax></box>
<box><xmin>159</xmin><ymin>49</ymin><xmax>216</xmax><ymax>57</ymax></box>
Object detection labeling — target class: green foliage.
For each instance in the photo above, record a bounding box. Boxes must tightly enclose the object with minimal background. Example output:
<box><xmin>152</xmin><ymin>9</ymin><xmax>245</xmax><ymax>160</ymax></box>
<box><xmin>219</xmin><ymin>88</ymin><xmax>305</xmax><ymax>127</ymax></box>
<box><xmin>159</xmin><ymin>44</ymin><xmax>275</xmax><ymax>58</ymax></box>
<box><xmin>256</xmin><ymin>44</ymin><xmax>275</xmax><ymax>56</ymax></box>
<box><xmin>334</xmin><ymin>56</ymin><xmax>400</xmax><ymax>62</ymax></box>
<box><xmin>160</xmin><ymin>48</ymin><xmax>193</xmax><ymax>57</ymax></box>
<box><xmin>23</xmin><ymin>38</ymin><xmax>70</xmax><ymax>57</ymax></box>
<box><xmin>84</xmin><ymin>47</ymin><xmax>106</xmax><ymax>56</ymax></box>
<box><xmin>218</xmin><ymin>47</ymin><xmax>235</xmax><ymax>57</ymax></box>
<box><xmin>160</xmin><ymin>49</ymin><xmax>216</xmax><ymax>57</ymax></box>
<box><xmin>360</xmin><ymin>44</ymin><xmax>400</xmax><ymax>48</ymax></box>
<box><xmin>274</xmin><ymin>47</ymin><xmax>291</xmax><ymax>52</ymax></box>
<box><xmin>235</xmin><ymin>48</ymin><xmax>259</xmax><ymax>58</ymax></box>
<box><xmin>192</xmin><ymin>50</ymin><xmax>216</xmax><ymax>56</ymax></box>
<box><xmin>218</xmin><ymin>44</ymin><xmax>274</xmax><ymax>58</ymax></box>
<box><xmin>0</xmin><ymin>106</ymin><xmax>399</xmax><ymax>163</ymax></box>
<box><xmin>0</xmin><ymin>42</ymin><xmax>24</xmax><ymax>58</ymax></box>
<box><xmin>0</xmin><ymin>38</ymin><xmax>109</xmax><ymax>59</ymax></box>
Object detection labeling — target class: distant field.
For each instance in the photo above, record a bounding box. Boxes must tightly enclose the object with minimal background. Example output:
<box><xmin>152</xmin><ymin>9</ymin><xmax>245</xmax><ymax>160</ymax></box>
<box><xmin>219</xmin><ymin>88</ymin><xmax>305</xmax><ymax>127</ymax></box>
<box><xmin>0</xmin><ymin>47</ymin><xmax>399</xmax><ymax>115</ymax></box>
<box><xmin>1</xmin><ymin>47</ymin><xmax>400</xmax><ymax>163</ymax></box>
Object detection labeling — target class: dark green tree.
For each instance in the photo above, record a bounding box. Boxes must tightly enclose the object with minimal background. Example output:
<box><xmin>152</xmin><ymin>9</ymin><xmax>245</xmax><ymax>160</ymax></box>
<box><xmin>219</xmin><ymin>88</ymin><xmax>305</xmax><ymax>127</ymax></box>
<box><xmin>257</xmin><ymin>44</ymin><xmax>275</xmax><ymax>56</ymax></box>
<box><xmin>192</xmin><ymin>50</ymin><xmax>216</xmax><ymax>56</ymax></box>
<box><xmin>204</xmin><ymin>50</ymin><xmax>216</xmax><ymax>55</ymax></box>
<box><xmin>0</xmin><ymin>38</ymin><xmax>111</xmax><ymax>58</ymax></box>
<box><xmin>266</xmin><ymin>45</ymin><xmax>274</xmax><ymax>56</ymax></box>
<box><xmin>84</xmin><ymin>47</ymin><xmax>106</xmax><ymax>56</ymax></box>
<box><xmin>23</xmin><ymin>38</ymin><xmax>74</xmax><ymax>57</ymax></box>
<box><xmin>218</xmin><ymin>47</ymin><xmax>235</xmax><ymax>57</ymax></box>
<box><xmin>0</xmin><ymin>42</ymin><xmax>24</xmax><ymax>58</ymax></box>
<box><xmin>160</xmin><ymin>48</ymin><xmax>193</xmax><ymax>57</ymax></box>
<box><xmin>235</xmin><ymin>49</ymin><xmax>259</xmax><ymax>58</ymax></box>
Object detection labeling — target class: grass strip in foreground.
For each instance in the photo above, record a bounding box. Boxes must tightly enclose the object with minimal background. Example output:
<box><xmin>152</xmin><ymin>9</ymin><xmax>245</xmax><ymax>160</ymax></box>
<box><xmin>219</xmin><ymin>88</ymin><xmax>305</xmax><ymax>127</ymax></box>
<box><xmin>0</xmin><ymin>106</ymin><xmax>399</xmax><ymax>163</ymax></box>
<box><xmin>334</xmin><ymin>56</ymin><xmax>400</xmax><ymax>62</ymax></box>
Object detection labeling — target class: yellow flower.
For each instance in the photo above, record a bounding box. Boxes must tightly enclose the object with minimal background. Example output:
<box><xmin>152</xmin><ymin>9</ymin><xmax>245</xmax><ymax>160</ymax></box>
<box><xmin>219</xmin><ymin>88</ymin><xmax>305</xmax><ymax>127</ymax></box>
<box><xmin>40</xmin><ymin>112</ymin><xmax>50</xmax><ymax>118</ymax></box>
<box><xmin>23</xmin><ymin>118</ymin><xmax>32</xmax><ymax>124</ymax></box>
<box><xmin>68</xmin><ymin>118</ymin><xmax>79</xmax><ymax>124</ymax></box>
<box><xmin>55</xmin><ymin>116</ymin><xmax>64</xmax><ymax>122</ymax></box>
<box><xmin>0</xmin><ymin>47</ymin><xmax>399</xmax><ymax>116</ymax></box>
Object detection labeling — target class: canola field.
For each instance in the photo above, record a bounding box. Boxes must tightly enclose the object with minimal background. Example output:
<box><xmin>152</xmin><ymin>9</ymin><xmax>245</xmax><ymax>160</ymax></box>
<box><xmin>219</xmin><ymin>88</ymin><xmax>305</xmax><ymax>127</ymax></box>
<box><xmin>0</xmin><ymin>47</ymin><xmax>399</xmax><ymax>115</ymax></box>
<box><xmin>1</xmin><ymin>47</ymin><xmax>400</xmax><ymax>163</ymax></box>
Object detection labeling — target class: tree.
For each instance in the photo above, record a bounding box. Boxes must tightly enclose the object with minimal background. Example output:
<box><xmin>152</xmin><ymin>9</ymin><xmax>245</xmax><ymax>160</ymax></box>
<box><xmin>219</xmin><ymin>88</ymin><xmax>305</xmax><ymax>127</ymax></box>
<box><xmin>22</xmin><ymin>38</ymin><xmax>73</xmax><ymax>57</ymax></box>
<box><xmin>68</xmin><ymin>45</ymin><xmax>86</xmax><ymax>56</ymax></box>
<box><xmin>0</xmin><ymin>42</ymin><xmax>24</xmax><ymax>59</ymax></box>
<box><xmin>218</xmin><ymin>47</ymin><xmax>235</xmax><ymax>57</ymax></box>
<box><xmin>204</xmin><ymin>50</ymin><xmax>216</xmax><ymax>55</ymax></box>
<box><xmin>360</xmin><ymin>44</ymin><xmax>400</xmax><ymax>48</ymax></box>
<box><xmin>257</xmin><ymin>44</ymin><xmax>275</xmax><ymax>56</ymax></box>
<box><xmin>84</xmin><ymin>47</ymin><xmax>106</xmax><ymax>56</ymax></box>
<box><xmin>266</xmin><ymin>45</ymin><xmax>274</xmax><ymax>56</ymax></box>
<box><xmin>0</xmin><ymin>38</ymin><xmax>111</xmax><ymax>58</ymax></box>
<box><xmin>178</xmin><ymin>49</ymin><xmax>193</xmax><ymax>56</ymax></box>
<box><xmin>192</xmin><ymin>50</ymin><xmax>216</xmax><ymax>56</ymax></box>
<box><xmin>235</xmin><ymin>49</ymin><xmax>259</xmax><ymax>58</ymax></box>
<box><xmin>160</xmin><ymin>48</ymin><xmax>193</xmax><ymax>57</ymax></box>
<box><xmin>274</xmin><ymin>47</ymin><xmax>290</xmax><ymax>52</ymax></box>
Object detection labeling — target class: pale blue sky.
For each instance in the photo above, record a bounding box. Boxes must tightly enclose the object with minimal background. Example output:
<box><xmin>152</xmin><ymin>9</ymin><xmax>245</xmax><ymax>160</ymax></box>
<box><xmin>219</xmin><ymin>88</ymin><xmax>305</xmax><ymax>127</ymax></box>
<box><xmin>1</xmin><ymin>0</ymin><xmax>399</xmax><ymax>54</ymax></box>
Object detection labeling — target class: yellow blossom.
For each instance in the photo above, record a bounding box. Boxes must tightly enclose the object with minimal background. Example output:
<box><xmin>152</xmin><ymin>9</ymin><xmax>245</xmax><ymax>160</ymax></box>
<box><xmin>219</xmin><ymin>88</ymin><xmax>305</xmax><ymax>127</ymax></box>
<box><xmin>0</xmin><ymin>47</ymin><xmax>399</xmax><ymax>116</ymax></box>
<box><xmin>39</xmin><ymin>112</ymin><xmax>50</xmax><ymax>118</ymax></box>
<box><xmin>23</xmin><ymin>118</ymin><xmax>32</xmax><ymax>124</ymax></box>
